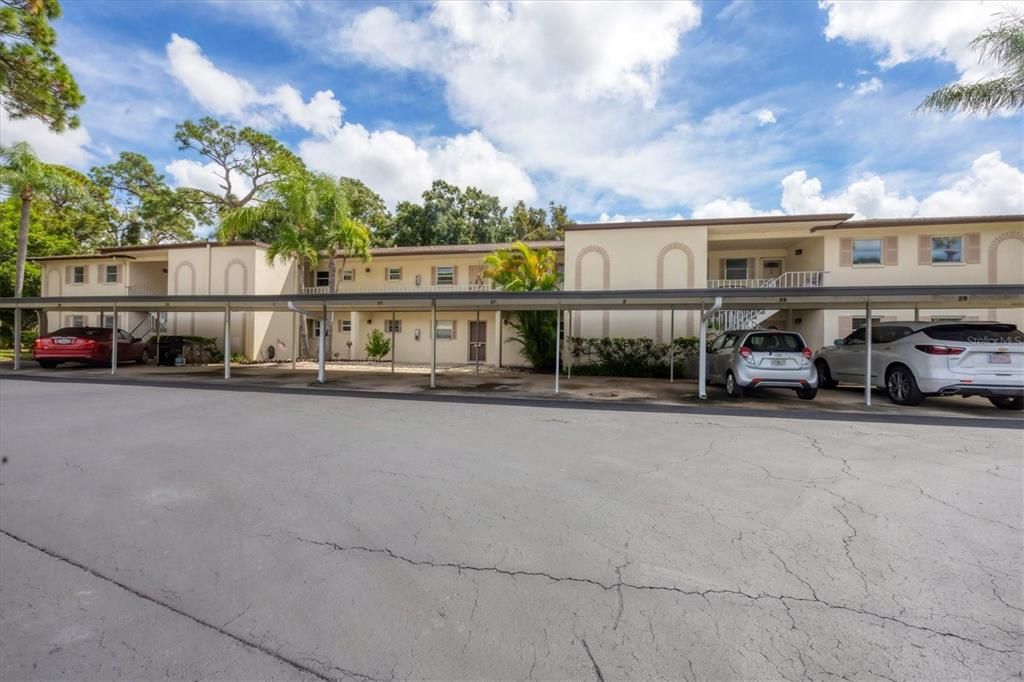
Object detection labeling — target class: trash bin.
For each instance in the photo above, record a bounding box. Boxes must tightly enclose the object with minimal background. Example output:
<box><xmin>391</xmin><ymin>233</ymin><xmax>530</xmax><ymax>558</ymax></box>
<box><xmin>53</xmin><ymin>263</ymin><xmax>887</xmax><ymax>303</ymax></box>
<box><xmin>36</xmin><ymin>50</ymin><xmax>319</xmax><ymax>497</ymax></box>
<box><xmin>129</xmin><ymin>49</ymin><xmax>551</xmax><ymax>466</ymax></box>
<box><xmin>157</xmin><ymin>336</ymin><xmax>188</xmax><ymax>366</ymax></box>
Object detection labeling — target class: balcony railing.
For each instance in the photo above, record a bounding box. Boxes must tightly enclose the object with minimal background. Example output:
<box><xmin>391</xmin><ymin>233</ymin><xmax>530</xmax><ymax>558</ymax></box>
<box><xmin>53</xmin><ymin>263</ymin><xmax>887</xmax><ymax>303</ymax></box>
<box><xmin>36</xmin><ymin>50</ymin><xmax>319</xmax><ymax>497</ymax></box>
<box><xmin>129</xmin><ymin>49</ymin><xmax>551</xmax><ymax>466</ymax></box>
<box><xmin>707</xmin><ymin>271</ymin><xmax>825</xmax><ymax>289</ymax></box>
<box><xmin>302</xmin><ymin>283</ymin><xmax>496</xmax><ymax>295</ymax></box>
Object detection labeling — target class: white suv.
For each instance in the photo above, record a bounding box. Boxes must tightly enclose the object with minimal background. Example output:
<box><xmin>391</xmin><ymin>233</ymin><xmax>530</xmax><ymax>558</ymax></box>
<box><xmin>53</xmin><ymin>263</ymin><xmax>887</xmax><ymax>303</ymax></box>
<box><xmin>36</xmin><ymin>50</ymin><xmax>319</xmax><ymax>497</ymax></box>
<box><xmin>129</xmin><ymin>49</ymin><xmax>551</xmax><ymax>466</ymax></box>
<box><xmin>814</xmin><ymin>322</ymin><xmax>1024</xmax><ymax>410</ymax></box>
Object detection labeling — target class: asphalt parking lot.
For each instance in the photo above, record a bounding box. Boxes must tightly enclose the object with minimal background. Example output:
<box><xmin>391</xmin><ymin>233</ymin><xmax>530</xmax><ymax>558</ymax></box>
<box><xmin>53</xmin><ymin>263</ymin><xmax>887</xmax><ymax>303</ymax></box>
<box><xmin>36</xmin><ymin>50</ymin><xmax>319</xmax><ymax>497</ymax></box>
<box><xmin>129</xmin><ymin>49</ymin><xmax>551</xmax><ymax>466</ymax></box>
<box><xmin>1</xmin><ymin>379</ymin><xmax>1021</xmax><ymax>679</ymax></box>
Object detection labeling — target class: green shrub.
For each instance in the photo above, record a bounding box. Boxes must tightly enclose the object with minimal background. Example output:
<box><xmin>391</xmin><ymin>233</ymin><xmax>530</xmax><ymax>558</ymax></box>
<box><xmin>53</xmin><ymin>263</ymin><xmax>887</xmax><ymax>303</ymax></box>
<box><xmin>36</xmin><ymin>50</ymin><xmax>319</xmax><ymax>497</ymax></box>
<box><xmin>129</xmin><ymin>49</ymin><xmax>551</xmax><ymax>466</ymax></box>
<box><xmin>365</xmin><ymin>328</ymin><xmax>391</xmax><ymax>361</ymax></box>
<box><xmin>568</xmin><ymin>336</ymin><xmax>698</xmax><ymax>378</ymax></box>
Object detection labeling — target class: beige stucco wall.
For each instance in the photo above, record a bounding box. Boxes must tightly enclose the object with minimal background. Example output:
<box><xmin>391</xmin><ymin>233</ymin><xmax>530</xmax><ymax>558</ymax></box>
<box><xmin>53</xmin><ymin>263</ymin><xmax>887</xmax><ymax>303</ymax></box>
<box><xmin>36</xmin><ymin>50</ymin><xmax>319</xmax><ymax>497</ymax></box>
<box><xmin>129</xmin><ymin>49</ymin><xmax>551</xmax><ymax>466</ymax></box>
<box><xmin>40</xmin><ymin>258</ymin><xmax>149</xmax><ymax>333</ymax></box>
<box><xmin>321</xmin><ymin>310</ymin><xmax>529</xmax><ymax>366</ymax></box>
<box><xmin>565</xmin><ymin>225</ymin><xmax>707</xmax><ymax>340</ymax></box>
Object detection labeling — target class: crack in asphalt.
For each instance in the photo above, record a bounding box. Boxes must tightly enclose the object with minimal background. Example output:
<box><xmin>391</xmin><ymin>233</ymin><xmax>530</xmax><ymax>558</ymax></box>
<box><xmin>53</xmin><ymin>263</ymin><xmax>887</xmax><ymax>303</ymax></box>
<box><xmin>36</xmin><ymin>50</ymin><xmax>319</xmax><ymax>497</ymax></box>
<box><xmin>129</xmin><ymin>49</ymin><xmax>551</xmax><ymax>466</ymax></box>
<box><xmin>580</xmin><ymin>638</ymin><xmax>605</xmax><ymax>682</ymax></box>
<box><xmin>0</xmin><ymin>529</ymin><xmax>373</xmax><ymax>682</ymax></box>
<box><xmin>295</xmin><ymin>535</ymin><xmax>1020</xmax><ymax>657</ymax></box>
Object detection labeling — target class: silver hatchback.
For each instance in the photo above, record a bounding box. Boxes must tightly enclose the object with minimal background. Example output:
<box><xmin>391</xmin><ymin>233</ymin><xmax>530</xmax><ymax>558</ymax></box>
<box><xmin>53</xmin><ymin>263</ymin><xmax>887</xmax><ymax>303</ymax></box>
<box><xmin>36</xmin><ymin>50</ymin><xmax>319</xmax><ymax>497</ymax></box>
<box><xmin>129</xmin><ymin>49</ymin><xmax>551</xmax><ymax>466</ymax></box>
<box><xmin>706</xmin><ymin>329</ymin><xmax>818</xmax><ymax>399</ymax></box>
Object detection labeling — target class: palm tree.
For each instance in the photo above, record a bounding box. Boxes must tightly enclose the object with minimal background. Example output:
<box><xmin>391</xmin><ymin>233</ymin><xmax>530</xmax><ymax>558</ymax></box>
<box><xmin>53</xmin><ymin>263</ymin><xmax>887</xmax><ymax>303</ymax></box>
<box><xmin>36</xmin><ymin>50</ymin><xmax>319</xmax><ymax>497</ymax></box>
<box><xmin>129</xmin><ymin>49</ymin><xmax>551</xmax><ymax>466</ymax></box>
<box><xmin>483</xmin><ymin>242</ymin><xmax>561</xmax><ymax>370</ymax></box>
<box><xmin>919</xmin><ymin>10</ymin><xmax>1024</xmax><ymax>114</ymax></box>
<box><xmin>220</xmin><ymin>167</ymin><xmax>322</xmax><ymax>358</ymax></box>
<box><xmin>315</xmin><ymin>177</ymin><xmax>371</xmax><ymax>359</ymax></box>
<box><xmin>0</xmin><ymin>142</ymin><xmax>82</xmax><ymax>298</ymax></box>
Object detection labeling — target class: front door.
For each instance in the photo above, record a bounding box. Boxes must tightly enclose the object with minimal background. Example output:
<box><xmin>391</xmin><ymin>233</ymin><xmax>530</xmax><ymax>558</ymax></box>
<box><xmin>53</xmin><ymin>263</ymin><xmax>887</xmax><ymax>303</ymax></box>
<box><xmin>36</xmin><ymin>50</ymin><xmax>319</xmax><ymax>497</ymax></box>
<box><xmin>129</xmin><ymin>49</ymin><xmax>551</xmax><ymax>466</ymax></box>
<box><xmin>761</xmin><ymin>258</ymin><xmax>783</xmax><ymax>280</ymax></box>
<box><xmin>468</xmin><ymin>321</ymin><xmax>486</xmax><ymax>362</ymax></box>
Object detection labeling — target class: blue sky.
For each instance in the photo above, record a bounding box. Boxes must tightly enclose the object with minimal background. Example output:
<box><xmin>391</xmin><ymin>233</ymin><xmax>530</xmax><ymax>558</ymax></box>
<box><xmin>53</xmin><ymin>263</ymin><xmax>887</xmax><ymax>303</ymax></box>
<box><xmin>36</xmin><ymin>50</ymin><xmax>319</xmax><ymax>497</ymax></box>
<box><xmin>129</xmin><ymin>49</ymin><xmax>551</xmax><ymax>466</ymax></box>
<box><xmin>4</xmin><ymin>0</ymin><xmax>1022</xmax><ymax>223</ymax></box>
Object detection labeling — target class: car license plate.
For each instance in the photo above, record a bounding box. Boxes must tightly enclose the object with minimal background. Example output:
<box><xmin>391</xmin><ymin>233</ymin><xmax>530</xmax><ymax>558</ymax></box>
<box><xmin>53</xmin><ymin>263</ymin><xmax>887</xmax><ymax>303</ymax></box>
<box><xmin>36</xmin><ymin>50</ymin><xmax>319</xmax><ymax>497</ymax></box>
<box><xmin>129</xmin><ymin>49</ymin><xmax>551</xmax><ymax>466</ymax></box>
<box><xmin>771</xmin><ymin>359</ymin><xmax>787</xmax><ymax>367</ymax></box>
<box><xmin>989</xmin><ymin>353</ymin><xmax>1011</xmax><ymax>364</ymax></box>
<box><xmin>55</xmin><ymin>337</ymin><xmax>72</xmax><ymax>345</ymax></box>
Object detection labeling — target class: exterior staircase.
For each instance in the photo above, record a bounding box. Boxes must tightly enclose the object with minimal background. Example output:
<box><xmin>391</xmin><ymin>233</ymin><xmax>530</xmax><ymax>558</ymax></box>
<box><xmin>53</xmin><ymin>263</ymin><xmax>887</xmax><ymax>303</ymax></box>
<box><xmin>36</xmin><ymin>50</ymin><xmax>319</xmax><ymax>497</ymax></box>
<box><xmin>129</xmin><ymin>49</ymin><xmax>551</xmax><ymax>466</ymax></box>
<box><xmin>705</xmin><ymin>271</ymin><xmax>824</xmax><ymax>334</ymax></box>
<box><xmin>128</xmin><ymin>312</ymin><xmax>167</xmax><ymax>339</ymax></box>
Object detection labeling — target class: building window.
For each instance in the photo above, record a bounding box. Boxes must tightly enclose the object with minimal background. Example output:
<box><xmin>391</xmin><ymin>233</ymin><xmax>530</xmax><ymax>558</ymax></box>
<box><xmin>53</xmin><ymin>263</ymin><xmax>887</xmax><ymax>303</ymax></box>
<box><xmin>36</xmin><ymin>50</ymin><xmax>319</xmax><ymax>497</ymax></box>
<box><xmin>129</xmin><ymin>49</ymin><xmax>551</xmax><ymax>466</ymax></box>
<box><xmin>313</xmin><ymin>319</ymin><xmax>327</xmax><ymax>337</ymax></box>
<box><xmin>342</xmin><ymin>269</ymin><xmax>355</xmax><ymax>281</ymax></box>
<box><xmin>339</xmin><ymin>319</ymin><xmax>352</xmax><ymax>332</ymax></box>
<box><xmin>105</xmin><ymin>265</ymin><xmax>118</xmax><ymax>283</ymax></box>
<box><xmin>852</xmin><ymin>239</ymin><xmax>882</xmax><ymax>265</ymax></box>
<box><xmin>851</xmin><ymin>316</ymin><xmax>881</xmax><ymax>330</ymax></box>
<box><xmin>556</xmin><ymin>262</ymin><xmax>565</xmax><ymax>281</ymax></box>
<box><xmin>386</xmin><ymin>267</ymin><xmax>402</xmax><ymax>281</ymax></box>
<box><xmin>385</xmin><ymin>319</ymin><xmax>402</xmax><ymax>333</ymax></box>
<box><xmin>72</xmin><ymin>266</ymin><xmax>85</xmax><ymax>283</ymax></box>
<box><xmin>69</xmin><ymin>315</ymin><xmax>85</xmax><ymax>328</ymax></box>
<box><xmin>931</xmin><ymin>236</ymin><xmax>962</xmax><ymax>263</ymax></box>
<box><xmin>101</xmin><ymin>313</ymin><xmax>115</xmax><ymax>328</ymax></box>
<box><xmin>315</xmin><ymin>270</ymin><xmax>329</xmax><ymax>286</ymax></box>
<box><xmin>723</xmin><ymin>259</ymin><xmax>748</xmax><ymax>280</ymax></box>
<box><xmin>435</xmin><ymin>266</ymin><xmax>455</xmax><ymax>285</ymax></box>
<box><xmin>435</xmin><ymin>320</ymin><xmax>454</xmax><ymax>339</ymax></box>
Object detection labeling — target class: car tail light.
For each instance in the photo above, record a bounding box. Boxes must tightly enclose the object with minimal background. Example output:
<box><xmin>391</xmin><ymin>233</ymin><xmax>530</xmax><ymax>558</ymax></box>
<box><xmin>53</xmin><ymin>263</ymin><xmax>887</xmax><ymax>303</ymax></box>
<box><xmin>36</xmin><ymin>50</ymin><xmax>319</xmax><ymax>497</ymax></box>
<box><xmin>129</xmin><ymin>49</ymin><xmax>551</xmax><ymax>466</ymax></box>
<box><xmin>81</xmin><ymin>339</ymin><xmax>97</xmax><ymax>349</ymax></box>
<box><xmin>915</xmin><ymin>344</ymin><xmax>965</xmax><ymax>356</ymax></box>
<box><xmin>801</xmin><ymin>347</ymin><xmax>812</xmax><ymax>359</ymax></box>
<box><xmin>738</xmin><ymin>346</ymin><xmax>754</xmax><ymax>364</ymax></box>
<box><xmin>33</xmin><ymin>338</ymin><xmax>44</xmax><ymax>348</ymax></box>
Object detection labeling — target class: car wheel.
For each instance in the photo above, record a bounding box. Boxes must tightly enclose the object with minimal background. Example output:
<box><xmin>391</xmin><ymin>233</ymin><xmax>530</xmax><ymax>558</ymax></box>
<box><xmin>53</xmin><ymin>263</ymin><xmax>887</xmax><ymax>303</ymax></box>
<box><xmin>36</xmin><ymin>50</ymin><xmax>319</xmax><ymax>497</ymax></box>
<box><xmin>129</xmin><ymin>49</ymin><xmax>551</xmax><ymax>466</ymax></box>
<box><xmin>725</xmin><ymin>371</ymin><xmax>744</xmax><ymax>398</ymax></box>
<box><xmin>815</xmin><ymin>360</ymin><xmax>837</xmax><ymax>389</ymax></box>
<box><xmin>886</xmin><ymin>364</ymin><xmax>925</xmax><ymax>406</ymax></box>
<box><xmin>38</xmin><ymin>360</ymin><xmax>58</xmax><ymax>369</ymax></box>
<box><xmin>137</xmin><ymin>348</ymin><xmax>151</xmax><ymax>365</ymax></box>
<box><xmin>796</xmin><ymin>387</ymin><xmax>817</xmax><ymax>400</ymax></box>
<box><xmin>989</xmin><ymin>396</ymin><xmax>1024</xmax><ymax>411</ymax></box>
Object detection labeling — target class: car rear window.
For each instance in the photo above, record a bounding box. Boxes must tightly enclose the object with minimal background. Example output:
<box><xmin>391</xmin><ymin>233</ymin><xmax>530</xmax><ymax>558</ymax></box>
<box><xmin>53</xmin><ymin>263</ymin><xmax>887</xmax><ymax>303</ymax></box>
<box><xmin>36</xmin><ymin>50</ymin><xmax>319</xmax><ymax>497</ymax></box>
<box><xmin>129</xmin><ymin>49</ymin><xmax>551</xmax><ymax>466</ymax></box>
<box><xmin>744</xmin><ymin>332</ymin><xmax>804</xmax><ymax>351</ymax></box>
<box><xmin>922</xmin><ymin>324</ymin><xmax>1024</xmax><ymax>344</ymax></box>
<box><xmin>51</xmin><ymin>327</ymin><xmax>109</xmax><ymax>339</ymax></box>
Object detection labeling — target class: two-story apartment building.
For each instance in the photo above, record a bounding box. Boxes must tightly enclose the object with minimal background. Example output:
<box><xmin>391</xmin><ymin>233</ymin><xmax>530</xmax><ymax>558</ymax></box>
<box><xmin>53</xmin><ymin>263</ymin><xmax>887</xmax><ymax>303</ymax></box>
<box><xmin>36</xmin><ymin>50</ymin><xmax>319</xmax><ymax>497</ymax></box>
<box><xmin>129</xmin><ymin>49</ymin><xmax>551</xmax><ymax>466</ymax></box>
<box><xmin>565</xmin><ymin>213</ymin><xmax>1024</xmax><ymax>349</ymax></box>
<box><xmin>33</xmin><ymin>213</ymin><xmax>1024</xmax><ymax>365</ymax></box>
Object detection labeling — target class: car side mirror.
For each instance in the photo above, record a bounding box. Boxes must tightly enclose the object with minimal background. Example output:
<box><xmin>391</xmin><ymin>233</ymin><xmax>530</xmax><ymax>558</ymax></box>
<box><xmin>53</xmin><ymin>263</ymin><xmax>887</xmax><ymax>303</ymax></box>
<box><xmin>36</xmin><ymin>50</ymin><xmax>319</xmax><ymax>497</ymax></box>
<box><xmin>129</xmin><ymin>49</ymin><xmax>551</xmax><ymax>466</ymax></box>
<box><xmin>833</xmin><ymin>339</ymin><xmax>844</xmax><ymax>346</ymax></box>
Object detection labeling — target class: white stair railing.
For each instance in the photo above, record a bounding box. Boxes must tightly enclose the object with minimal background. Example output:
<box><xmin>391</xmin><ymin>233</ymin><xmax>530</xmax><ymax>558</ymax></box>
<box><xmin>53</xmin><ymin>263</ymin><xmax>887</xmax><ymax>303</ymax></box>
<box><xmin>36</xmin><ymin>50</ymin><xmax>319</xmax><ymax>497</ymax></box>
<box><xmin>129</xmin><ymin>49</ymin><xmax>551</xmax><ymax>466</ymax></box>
<box><xmin>706</xmin><ymin>271</ymin><xmax>825</xmax><ymax>334</ymax></box>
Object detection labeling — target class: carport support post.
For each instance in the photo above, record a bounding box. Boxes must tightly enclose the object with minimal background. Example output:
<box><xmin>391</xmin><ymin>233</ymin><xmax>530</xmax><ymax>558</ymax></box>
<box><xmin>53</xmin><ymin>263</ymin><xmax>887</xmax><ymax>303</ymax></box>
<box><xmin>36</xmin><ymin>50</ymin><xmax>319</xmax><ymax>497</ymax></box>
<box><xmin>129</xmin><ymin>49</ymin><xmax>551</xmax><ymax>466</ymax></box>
<box><xmin>698</xmin><ymin>303</ymin><xmax>707</xmax><ymax>399</ymax></box>
<box><xmin>391</xmin><ymin>310</ymin><xmax>396</xmax><ymax>373</ymax></box>
<box><xmin>474</xmin><ymin>309</ymin><xmax>480</xmax><ymax>376</ymax></box>
<box><xmin>430</xmin><ymin>299</ymin><xmax>437</xmax><ymax>388</ymax></box>
<box><xmin>223</xmin><ymin>304</ymin><xmax>231</xmax><ymax>380</ymax></box>
<box><xmin>567</xmin><ymin>308</ymin><xmax>572</xmax><ymax>380</ymax></box>
<box><xmin>554</xmin><ymin>302</ymin><xmax>561</xmax><ymax>394</ymax></box>
<box><xmin>12</xmin><ymin>307</ymin><xmax>21</xmax><ymax>370</ymax></box>
<box><xmin>316</xmin><ymin>302</ymin><xmax>327</xmax><ymax>384</ymax></box>
<box><xmin>864</xmin><ymin>299</ymin><xmax>872</xmax><ymax>406</ymax></box>
<box><xmin>110</xmin><ymin>302</ymin><xmax>118</xmax><ymax>375</ymax></box>
<box><xmin>291</xmin><ymin>311</ymin><xmax>297</xmax><ymax>369</ymax></box>
<box><xmin>669</xmin><ymin>308</ymin><xmax>675</xmax><ymax>383</ymax></box>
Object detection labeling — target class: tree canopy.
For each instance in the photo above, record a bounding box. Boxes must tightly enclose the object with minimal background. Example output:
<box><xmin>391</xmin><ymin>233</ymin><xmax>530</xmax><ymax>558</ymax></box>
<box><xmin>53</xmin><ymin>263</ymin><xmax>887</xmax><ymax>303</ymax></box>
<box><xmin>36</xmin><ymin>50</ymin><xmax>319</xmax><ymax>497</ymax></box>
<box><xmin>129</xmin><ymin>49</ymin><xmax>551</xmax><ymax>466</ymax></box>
<box><xmin>174</xmin><ymin>117</ymin><xmax>300</xmax><ymax>214</ymax></box>
<box><xmin>89</xmin><ymin>152</ymin><xmax>207</xmax><ymax>245</ymax></box>
<box><xmin>0</xmin><ymin>0</ymin><xmax>83</xmax><ymax>131</ymax></box>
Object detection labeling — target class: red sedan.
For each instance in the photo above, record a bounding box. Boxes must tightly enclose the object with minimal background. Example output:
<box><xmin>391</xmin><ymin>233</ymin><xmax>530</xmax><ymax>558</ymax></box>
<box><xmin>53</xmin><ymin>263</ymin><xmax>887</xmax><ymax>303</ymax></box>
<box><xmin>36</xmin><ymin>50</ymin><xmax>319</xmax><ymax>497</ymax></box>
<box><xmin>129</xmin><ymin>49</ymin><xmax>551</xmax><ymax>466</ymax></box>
<box><xmin>32</xmin><ymin>327</ymin><xmax>152</xmax><ymax>368</ymax></box>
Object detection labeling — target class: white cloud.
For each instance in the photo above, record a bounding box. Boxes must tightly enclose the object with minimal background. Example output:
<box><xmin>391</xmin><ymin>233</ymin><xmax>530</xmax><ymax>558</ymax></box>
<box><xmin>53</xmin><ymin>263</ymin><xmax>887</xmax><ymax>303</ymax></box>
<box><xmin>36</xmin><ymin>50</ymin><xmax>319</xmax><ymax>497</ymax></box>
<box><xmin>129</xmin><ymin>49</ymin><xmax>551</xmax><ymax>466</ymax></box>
<box><xmin>916</xmin><ymin>152</ymin><xmax>1024</xmax><ymax>216</ymax></box>
<box><xmin>0</xmin><ymin>105</ymin><xmax>93</xmax><ymax>167</ymax></box>
<box><xmin>820</xmin><ymin>0</ymin><xmax>1022</xmax><ymax>80</ymax></box>
<box><xmin>755</xmin><ymin>108</ymin><xmax>777</xmax><ymax>125</ymax></box>
<box><xmin>781</xmin><ymin>170</ymin><xmax>920</xmax><ymax>217</ymax></box>
<box><xmin>428</xmin><ymin>132</ymin><xmax>537</xmax><ymax>205</ymax></box>
<box><xmin>334</xmin><ymin>2</ymin><xmax>735</xmax><ymax>211</ymax></box>
<box><xmin>853</xmin><ymin>77</ymin><xmax>883</xmax><ymax>96</ymax></box>
<box><xmin>165</xmin><ymin>34</ymin><xmax>536</xmax><ymax>208</ymax></box>
<box><xmin>692</xmin><ymin>197</ymin><xmax>782</xmax><ymax>219</ymax></box>
<box><xmin>165</xmin><ymin>33</ymin><xmax>343</xmax><ymax>135</ymax></box>
<box><xmin>299</xmin><ymin>126</ymin><xmax>536</xmax><ymax>207</ymax></box>
<box><xmin>707</xmin><ymin>151</ymin><xmax>1023</xmax><ymax>220</ymax></box>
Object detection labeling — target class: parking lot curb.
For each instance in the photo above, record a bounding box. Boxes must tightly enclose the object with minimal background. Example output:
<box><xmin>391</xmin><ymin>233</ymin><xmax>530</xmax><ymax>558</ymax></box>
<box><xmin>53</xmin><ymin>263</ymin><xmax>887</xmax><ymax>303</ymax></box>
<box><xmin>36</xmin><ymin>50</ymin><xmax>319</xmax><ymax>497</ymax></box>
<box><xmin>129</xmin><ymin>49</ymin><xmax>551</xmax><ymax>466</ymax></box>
<box><xmin>2</xmin><ymin>372</ymin><xmax>1021</xmax><ymax>430</ymax></box>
